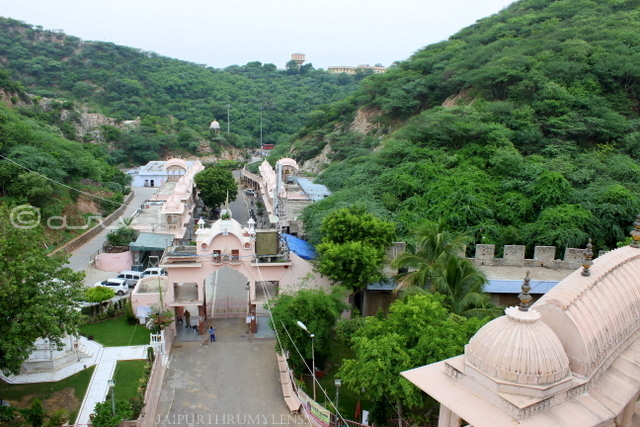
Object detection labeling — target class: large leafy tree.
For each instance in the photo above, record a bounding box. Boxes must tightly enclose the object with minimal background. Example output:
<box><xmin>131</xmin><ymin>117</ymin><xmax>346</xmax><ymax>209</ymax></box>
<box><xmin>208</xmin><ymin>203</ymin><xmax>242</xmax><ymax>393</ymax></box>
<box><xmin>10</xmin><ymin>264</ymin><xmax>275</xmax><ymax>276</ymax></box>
<box><xmin>339</xmin><ymin>293</ymin><xmax>486</xmax><ymax>426</ymax></box>
<box><xmin>320</xmin><ymin>205</ymin><xmax>396</xmax><ymax>247</ymax></box>
<box><xmin>268</xmin><ymin>286</ymin><xmax>347</xmax><ymax>372</ymax></box>
<box><xmin>193</xmin><ymin>165</ymin><xmax>238</xmax><ymax>210</ymax></box>
<box><xmin>315</xmin><ymin>241</ymin><xmax>385</xmax><ymax>290</ymax></box>
<box><xmin>0</xmin><ymin>206</ymin><xmax>85</xmax><ymax>375</ymax></box>
<box><xmin>315</xmin><ymin>206</ymin><xmax>396</xmax><ymax>291</ymax></box>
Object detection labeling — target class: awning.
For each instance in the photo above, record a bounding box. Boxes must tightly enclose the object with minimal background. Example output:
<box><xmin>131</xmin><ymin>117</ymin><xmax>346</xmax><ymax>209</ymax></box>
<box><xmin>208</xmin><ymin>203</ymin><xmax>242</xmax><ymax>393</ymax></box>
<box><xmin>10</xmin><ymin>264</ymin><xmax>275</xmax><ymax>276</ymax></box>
<box><xmin>129</xmin><ymin>232</ymin><xmax>174</xmax><ymax>251</ymax></box>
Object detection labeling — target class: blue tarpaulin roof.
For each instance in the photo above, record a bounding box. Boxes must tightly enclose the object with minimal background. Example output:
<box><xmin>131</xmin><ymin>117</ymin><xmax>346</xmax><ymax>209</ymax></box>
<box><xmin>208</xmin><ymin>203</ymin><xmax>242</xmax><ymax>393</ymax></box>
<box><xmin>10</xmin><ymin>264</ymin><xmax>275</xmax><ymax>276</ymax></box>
<box><xmin>283</xmin><ymin>233</ymin><xmax>316</xmax><ymax>260</ymax></box>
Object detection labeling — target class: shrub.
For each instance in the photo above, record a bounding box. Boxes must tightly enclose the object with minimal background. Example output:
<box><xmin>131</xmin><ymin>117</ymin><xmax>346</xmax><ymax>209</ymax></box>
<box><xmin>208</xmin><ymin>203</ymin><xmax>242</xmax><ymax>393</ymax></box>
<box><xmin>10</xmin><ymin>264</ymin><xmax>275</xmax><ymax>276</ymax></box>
<box><xmin>334</xmin><ymin>316</ymin><xmax>366</xmax><ymax>346</ymax></box>
<box><xmin>124</xmin><ymin>300</ymin><xmax>138</xmax><ymax>325</ymax></box>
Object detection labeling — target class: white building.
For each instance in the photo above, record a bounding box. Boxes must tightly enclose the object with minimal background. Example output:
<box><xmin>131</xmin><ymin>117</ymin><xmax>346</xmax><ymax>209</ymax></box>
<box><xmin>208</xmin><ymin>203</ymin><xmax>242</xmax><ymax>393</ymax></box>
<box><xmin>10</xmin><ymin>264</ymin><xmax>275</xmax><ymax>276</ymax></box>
<box><xmin>130</xmin><ymin>159</ymin><xmax>197</xmax><ymax>188</ymax></box>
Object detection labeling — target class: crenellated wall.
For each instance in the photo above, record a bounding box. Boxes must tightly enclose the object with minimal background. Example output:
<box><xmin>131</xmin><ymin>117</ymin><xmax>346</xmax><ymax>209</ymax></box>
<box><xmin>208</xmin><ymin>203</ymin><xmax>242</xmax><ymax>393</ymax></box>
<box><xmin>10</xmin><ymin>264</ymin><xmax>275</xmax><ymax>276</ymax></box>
<box><xmin>469</xmin><ymin>244</ymin><xmax>587</xmax><ymax>269</ymax></box>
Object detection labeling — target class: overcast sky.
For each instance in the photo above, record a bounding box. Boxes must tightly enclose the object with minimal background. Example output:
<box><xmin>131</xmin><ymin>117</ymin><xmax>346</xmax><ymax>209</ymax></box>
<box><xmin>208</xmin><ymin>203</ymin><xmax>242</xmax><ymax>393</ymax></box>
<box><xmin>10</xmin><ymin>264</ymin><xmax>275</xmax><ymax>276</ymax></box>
<box><xmin>3</xmin><ymin>0</ymin><xmax>514</xmax><ymax>70</ymax></box>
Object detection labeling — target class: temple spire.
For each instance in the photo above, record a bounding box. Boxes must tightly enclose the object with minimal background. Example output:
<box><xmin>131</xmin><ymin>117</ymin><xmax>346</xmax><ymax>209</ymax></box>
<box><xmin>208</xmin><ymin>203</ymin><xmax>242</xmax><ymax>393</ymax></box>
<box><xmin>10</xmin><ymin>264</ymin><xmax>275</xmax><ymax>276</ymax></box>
<box><xmin>631</xmin><ymin>213</ymin><xmax>640</xmax><ymax>248</ymax></box>
<box><xmin>581</xmin><ymin>238</ymin><xmax>593</xmax><ymax>276</ymax></box>
<box><xmin>519</xmin><ymin>271</ymin><xmax>532</xmax><ymax>311</ymax></box>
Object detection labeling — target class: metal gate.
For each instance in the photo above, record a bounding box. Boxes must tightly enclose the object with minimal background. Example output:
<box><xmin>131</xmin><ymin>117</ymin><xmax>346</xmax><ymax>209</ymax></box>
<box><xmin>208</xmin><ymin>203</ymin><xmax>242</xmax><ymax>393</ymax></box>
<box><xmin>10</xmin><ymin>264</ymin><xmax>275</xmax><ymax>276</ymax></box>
<box><xmin>211</xmin><ymin>296</ymin><xmax>247</xmax><ymax>319</ymax></box>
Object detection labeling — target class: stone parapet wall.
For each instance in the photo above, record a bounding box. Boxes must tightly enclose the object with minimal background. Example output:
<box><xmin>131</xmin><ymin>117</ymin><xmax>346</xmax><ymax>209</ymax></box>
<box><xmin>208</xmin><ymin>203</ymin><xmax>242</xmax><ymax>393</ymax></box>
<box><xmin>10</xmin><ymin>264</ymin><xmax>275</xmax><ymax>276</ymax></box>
<box><xmin>470</xmin><ymin>244</ymin><xmax>586</xmax><ymax>270</ymax></box>
<box><xmin>49</xmin><ymin>191</ymin><xmax>135</xmax><ymax>256</ymax></box>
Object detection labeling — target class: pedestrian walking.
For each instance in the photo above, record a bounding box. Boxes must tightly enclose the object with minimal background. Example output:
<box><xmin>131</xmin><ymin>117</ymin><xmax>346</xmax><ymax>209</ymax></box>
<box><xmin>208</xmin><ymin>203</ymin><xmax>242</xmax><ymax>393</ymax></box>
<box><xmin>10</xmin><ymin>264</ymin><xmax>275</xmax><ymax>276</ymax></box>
<box><xmin>184</xmin><ymin>310</ymin><xmax>191</xmax><ymax>328</ymax></box>
<box><xmin>209</xmin><ymin>326</ymin><xmax>216</xmax><ymax>342</ymax></box>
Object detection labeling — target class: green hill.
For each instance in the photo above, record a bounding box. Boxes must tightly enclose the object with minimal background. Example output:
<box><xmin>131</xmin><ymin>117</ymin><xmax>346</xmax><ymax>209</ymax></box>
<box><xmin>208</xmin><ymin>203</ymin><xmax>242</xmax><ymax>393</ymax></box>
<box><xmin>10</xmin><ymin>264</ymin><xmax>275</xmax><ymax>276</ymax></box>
<box><xmin>0</xmin><ymin>17</ymin><xmax>359</xmax><ymax>162</ymax></box>
<box><xmin>291</xmin><ymin>0</ymin><xmax>640</xmax><ymax>254</ymax></box>
<box><xmin>0</xmin><ymin>71</ymin><xmax>130</xmax><ymax>247</ymax></box>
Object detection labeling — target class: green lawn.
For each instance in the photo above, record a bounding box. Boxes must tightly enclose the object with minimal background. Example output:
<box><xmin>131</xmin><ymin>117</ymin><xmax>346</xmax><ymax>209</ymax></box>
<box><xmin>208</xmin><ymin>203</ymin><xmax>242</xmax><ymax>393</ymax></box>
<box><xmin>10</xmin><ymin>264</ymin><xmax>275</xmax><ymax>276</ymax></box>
<box><xmin>113</xmin><ymin>360</ymin><xmax>148</xmax><ymax>400</ymax></box>
<box><xmin>79</xmin><ymin>315</ymin><xmax>151</xmax><ymax>347</ymax></box>
<box><xmin>0</xmin><ymin>365</ymin><xmax>95</xmax><ymax>424</ymax></box>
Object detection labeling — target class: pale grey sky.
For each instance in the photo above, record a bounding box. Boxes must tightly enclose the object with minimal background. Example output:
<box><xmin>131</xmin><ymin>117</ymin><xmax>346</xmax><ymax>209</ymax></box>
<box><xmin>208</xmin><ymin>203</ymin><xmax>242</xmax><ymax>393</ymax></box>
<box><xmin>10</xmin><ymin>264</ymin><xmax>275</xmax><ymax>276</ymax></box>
<box><xmin>3</xmin><ymin>0</ymin><xmax>514</xmax><ymax>70</ymax></box>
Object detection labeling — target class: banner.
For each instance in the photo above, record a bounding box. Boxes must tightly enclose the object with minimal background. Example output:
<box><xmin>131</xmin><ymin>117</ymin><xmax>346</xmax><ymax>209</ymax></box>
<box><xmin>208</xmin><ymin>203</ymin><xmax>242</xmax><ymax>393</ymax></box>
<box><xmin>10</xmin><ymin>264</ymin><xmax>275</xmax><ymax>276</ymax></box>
<box><xmin>298</xmin><ymin>390</ymin><xmax>331</xmax><ymax>427</ymax></box>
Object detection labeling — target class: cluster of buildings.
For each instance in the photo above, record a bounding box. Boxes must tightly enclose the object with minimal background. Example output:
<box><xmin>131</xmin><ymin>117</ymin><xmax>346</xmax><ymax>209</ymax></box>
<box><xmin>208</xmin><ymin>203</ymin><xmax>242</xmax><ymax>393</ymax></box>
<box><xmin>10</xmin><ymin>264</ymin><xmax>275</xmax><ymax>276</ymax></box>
<box><xmin>122</xmin><ymin>157</ymin><xmax>333</xmax><ymax>347</ymax></box>
<box><xmin>289</xmin><ymin>53</ymin><xmax>387</xmax><ymax>74</ymax></box>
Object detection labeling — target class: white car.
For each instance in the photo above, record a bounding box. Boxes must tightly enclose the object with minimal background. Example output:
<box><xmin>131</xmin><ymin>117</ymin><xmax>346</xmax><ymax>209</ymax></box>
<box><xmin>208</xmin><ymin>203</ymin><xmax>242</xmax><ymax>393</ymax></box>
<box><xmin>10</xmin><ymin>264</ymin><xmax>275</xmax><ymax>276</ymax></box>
<box><xmin>94</xmin><ymin>278</ymin><xmax>128</xmax><ymax>296</ymax></box>
<box><xmin>140</xmin><ymin>267</ymin><xmax>167</xmax><ymax>278</ymax></box>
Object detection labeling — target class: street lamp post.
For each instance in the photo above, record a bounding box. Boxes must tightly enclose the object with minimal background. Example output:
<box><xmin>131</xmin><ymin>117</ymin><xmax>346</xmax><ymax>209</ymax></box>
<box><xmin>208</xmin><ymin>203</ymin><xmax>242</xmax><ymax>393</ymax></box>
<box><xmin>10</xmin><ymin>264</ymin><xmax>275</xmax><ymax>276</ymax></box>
<box><xmin>107</xmin><ymin>378</ymin><xmax>116</xmax><ymax>416</ymax></box>
<box><xmin>260</xmin><ymin>106</ymin><xmax>264</xmax><ymax>146</ymax></box>
<box><xmin>296</xmin><ymin>320</ymin><xmax>316</xmax><ymax>401</ymax></box>
<box><xmin>334</xmin><ymin>378</ymin><xmax>341</xmax><ymax>413</ymax></box>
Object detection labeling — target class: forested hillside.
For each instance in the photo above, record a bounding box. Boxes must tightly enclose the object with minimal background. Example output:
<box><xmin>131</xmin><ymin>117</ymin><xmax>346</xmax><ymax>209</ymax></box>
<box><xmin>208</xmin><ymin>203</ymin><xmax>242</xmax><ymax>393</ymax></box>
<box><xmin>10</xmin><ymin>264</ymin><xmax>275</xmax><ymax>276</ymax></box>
<box><xmin>295</xmin><ymin>0</ymin><xmax>640</xmax><ymax>255</ymax></box>
<box><xmin>0</xmin><ymin>71</ymin><xmax>130</xmax><ymax>247</ymax></box>
<box><xmin>0</xmin><ymin>17</ymin><xmax>359</xmax><ymax>163</ymax></box>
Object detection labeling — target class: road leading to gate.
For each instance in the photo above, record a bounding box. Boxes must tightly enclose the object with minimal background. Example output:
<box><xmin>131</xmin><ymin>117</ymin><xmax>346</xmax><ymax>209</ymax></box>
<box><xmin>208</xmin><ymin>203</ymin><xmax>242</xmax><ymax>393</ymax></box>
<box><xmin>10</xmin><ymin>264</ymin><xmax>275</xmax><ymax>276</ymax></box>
<box><xmin>154</xmin><ymin>321</ymin><xmax>308</xmax><ymax>427</ymax></box>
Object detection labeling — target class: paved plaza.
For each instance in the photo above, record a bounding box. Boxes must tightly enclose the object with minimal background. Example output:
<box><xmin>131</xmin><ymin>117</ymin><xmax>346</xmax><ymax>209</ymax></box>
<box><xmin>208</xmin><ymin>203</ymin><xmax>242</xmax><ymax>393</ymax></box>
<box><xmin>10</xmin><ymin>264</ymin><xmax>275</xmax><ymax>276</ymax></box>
<box><xmin>154</xmin><ymin>321</ymin><xmax>308</xmax><ymax>427</ymax></box>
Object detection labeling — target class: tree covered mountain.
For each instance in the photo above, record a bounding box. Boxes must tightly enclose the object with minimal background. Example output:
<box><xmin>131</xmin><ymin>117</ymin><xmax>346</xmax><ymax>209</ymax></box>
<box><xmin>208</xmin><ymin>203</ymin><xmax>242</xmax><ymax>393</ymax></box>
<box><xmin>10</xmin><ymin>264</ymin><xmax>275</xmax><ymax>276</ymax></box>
<box><xmin>0</xmin><ymin>72</ymin><xmax>130</xmax><ymax>247</ymax></box>
<box><xmin>0</xmin><ymin>17</ymin><xmax>360</xmax><ymax>162</ymax></box>
<box><xmin>292</xmin><ymin>0</ymin><xmax>640</xmax><ymax>255</ymax></box>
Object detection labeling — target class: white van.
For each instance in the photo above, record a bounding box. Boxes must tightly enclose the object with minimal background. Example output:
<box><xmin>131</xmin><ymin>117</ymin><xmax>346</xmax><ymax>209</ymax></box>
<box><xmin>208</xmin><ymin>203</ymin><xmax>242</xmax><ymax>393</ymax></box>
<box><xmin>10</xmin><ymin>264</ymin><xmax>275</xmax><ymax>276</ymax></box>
<box><xmin>140</xmin><ymin>267</ymin><xmax>167</xmax><ymax>278</ymax></box>
<box><xmin>116</xmin><ymin>271</ymin><xmax>142</xmax><ymax>288</ymax></box>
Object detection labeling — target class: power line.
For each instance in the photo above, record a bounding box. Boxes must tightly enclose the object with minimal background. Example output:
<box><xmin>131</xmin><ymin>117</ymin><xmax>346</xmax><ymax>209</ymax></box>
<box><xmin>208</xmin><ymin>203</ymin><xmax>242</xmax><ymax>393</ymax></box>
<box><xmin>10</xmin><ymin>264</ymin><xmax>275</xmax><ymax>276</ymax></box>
<box><xmin>0</xmin><ymin>154</ymin><xmax>124</xmax><ymax>206</ymax></box>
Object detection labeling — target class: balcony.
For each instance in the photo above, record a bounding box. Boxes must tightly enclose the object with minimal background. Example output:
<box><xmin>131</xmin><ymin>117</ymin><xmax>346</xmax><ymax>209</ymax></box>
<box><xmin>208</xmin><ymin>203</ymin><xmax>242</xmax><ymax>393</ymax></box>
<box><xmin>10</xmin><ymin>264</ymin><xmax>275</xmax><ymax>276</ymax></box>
<box><xmin>161</xmin><ymin>245</ymin><xmax>201</xmax><ymax>268</ymax></box>
<box><xmin>251</xmin><ymin>252</ymin><xmax>292</xmax><ymax>266</ymax></box>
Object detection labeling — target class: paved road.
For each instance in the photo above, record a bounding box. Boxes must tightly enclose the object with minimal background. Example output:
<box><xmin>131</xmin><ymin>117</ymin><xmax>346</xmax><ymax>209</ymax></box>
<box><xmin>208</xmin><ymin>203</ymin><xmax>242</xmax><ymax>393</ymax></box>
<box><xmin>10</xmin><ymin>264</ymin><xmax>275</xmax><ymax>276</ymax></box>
<box><xmin>66</xmin><ymin>186</ymin><xmax>157</xmax><ymax>273</ymax></box>
<box><xmin>67</xmin><ymin>187</ymin><xmax>157</xmax><ymax>286</ymax></box>
<box><xmin>154</xmin><ymin>322</ymin><xmax>306</xmax><ymax>427</ymax></box>
<box><xmin>155</xmin><ymin>173</ymin><xmax>308</xmax><ymax>426</ymax></box>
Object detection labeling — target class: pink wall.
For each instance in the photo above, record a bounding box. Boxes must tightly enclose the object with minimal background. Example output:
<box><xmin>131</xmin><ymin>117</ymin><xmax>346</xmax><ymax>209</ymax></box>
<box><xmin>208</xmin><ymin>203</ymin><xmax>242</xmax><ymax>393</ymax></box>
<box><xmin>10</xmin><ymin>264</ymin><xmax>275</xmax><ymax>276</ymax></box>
<box><xmin>95</xmin><ymin>251</ymin><xmax>133</xmax><ymax>272</ymax></box>
<box><xmin>166</xmin><ymin>252</ymin><xmax>331</xmax><ymax>301</ymax></box>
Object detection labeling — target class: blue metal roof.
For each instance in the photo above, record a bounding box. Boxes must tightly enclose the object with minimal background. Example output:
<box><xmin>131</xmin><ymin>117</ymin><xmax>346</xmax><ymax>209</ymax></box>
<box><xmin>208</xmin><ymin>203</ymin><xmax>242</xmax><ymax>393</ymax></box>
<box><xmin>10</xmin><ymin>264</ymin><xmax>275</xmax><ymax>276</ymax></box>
<box><xmin>367</xmin><ymin>278</ymin><xmax>397</xmax><ymax>291</ymax></box>
<box><xmin>294</xmin><ymin>177</ymin><xmax>331</xmax><ymax>201</ymax></box>
<box><xmin>484</xmin><ymin>279</ymin><xmax>560</xmax><ymax>294</ymax></box>
<box><xmin>283</xmin><ymin>233</ymin><xmax>316</xmax><ymax>260</ymax></box>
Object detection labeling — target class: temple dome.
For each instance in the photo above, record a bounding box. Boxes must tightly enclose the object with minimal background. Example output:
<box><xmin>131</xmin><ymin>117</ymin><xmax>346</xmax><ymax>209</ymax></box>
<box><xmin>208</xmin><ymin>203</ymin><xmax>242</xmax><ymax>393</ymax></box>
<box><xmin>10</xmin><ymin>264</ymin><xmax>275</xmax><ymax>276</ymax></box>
<box><xmin>465</xmin><ymin>307</ymin><xmax>570</xmax><ymax>386</ymax></box>
<box><xmin>165</xmin><ymin>158</ymin><xmax>188</xmax><ymax>171</ymax></box>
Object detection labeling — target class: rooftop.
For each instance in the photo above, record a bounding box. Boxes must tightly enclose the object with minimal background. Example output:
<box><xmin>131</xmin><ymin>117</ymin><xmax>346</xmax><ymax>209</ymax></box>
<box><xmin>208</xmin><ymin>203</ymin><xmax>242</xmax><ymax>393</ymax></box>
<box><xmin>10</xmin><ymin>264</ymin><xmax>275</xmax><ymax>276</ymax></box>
<box><xmin>294</xmin><ymin>177</ymin><xmax>331</xmax><ymax>201</ymax></box>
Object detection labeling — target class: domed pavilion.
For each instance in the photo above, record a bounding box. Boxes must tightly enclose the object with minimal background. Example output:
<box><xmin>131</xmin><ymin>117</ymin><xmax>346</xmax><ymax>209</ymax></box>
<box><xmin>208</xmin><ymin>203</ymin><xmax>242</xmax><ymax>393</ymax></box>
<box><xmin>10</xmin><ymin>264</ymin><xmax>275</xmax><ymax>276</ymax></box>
<box><xmin>402</xmin><ymin>220</ymin><xmax>640</xmax><ymax>427</ymax></box>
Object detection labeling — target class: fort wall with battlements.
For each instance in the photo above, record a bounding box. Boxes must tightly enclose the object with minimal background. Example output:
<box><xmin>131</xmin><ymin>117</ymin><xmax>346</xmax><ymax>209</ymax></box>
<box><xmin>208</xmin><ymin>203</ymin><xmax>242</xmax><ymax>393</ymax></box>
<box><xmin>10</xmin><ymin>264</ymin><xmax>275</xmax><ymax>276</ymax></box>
<box><xmin>467</xmin><ymin>244</ymin><xmax>596</xmax><ymax>270</ymax></box>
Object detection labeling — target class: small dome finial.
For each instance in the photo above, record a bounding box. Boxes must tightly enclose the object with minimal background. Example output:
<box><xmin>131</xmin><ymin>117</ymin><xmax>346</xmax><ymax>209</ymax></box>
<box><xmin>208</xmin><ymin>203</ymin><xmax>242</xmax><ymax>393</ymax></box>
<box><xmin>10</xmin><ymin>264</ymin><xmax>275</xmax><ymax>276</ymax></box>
<box><xmin>519</xmin><ymin>271</ymin><xmax>532</xmax><ymax>311</ymax></box>
<box><xmin>581</xmin><ymin>238</ymin><xmax>593</xmax><ymax>276</ymax></box>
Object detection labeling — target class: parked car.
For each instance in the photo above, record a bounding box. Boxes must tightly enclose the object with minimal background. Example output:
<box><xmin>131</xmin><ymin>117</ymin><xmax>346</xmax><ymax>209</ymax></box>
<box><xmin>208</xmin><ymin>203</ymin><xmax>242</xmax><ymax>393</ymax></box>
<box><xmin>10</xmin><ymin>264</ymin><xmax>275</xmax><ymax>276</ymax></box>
<box><xmin>93</xmin><ymin>278</ymin><xmax>128</xmax><ymax>296</ymax></box>
<box><xmin>244</xmin><ymin>188</ymin><xmax>255</xmax><ymax>196</ymax></box>
<box><xmin>116</xmin><ymin>270</ymin><xmax>142</xmax><ymax>288</ymax></box>
<box><xmin>140</xmin><ymin>267</ymin><xmax>167</xmax><ymax>278</ymax></box>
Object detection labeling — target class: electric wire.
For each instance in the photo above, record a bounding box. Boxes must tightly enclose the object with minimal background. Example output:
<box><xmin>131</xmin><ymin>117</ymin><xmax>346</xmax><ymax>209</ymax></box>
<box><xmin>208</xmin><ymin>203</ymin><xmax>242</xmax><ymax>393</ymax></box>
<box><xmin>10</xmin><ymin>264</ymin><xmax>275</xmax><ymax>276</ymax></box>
<box><xmin>0</xmin><ymin>153</ymin><xmax>124</xmax><ymax>206</ymax></box>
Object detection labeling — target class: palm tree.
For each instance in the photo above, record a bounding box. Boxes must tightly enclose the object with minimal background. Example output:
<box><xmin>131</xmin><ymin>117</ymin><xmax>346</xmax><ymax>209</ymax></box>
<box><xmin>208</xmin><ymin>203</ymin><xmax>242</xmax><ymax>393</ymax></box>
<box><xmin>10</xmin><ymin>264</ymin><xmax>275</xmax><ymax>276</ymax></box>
<box><xmin>393</xmin><ymin>219</ymin><xmax>496</xmax><ymax>317</ymax></box>
<box><xmin>392</xmin><ymin>219</ymin><xmax>471</xmax><ymax>292</ymax></box>
<box><xmin>430</xmin><ymin>256</ymin><xmax>492</xmax><ymax>317</ymax></box>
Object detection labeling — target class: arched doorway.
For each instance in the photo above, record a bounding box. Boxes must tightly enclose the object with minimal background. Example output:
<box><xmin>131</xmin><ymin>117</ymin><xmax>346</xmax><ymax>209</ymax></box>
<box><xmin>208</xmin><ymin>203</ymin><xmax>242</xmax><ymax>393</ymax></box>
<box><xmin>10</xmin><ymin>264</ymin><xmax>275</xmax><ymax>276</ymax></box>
<box><xmin>205</xmin><ymin>266</ymin><xmax>250</xmax><ymax>322</ymax></box>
